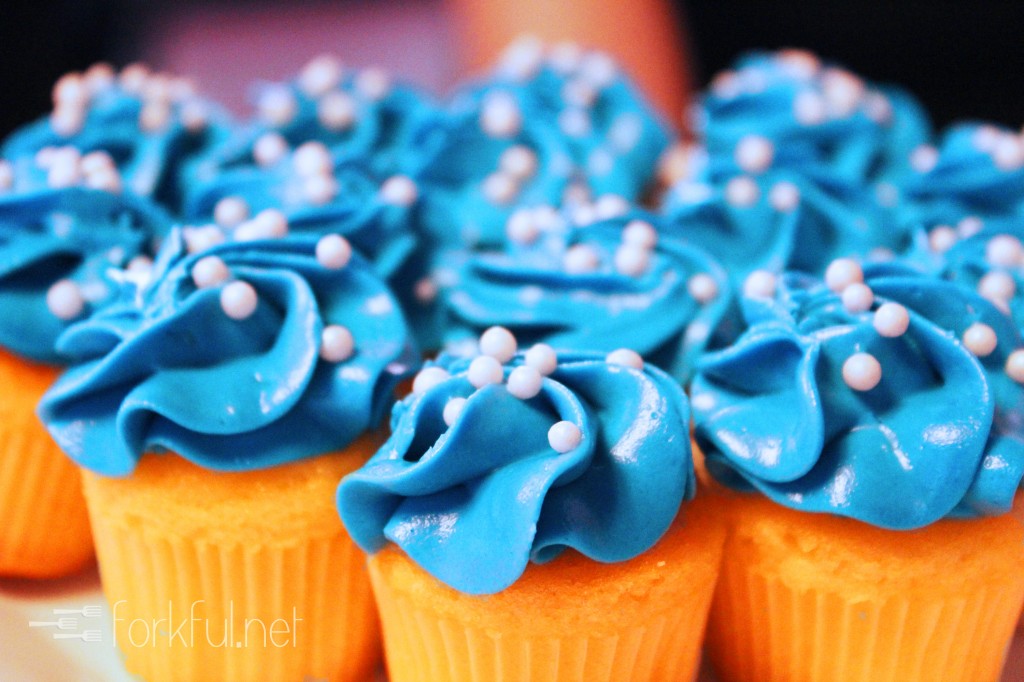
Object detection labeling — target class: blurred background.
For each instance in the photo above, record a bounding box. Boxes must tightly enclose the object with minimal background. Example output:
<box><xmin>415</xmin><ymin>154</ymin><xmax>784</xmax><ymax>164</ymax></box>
<box><xmin>2</xmin><ymin>0</ymin><xmax>1022</xmax><ymax>136</ymax></box>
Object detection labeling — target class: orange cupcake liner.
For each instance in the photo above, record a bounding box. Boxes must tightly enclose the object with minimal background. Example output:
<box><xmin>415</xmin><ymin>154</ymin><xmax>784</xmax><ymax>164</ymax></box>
<box><xmin>82</xmin><ymin>442</ymin><xmax>383</xmax><ymax>682</ymax></box>
<box><xmin>369</xmin><ymin>495</ymin><xmax>726</xmax><ymax>682</ymax></box>
<box><xmin>0</xmin><ymin>348</ymin><xmax>93</xmax><ymax>578</ymax></box>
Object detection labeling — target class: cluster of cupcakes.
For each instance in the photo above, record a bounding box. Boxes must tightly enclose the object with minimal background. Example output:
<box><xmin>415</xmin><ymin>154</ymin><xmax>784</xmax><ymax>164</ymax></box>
<box><xmin>2</xmin><ymin>40</ymin><xmax>1024</xmax><ymax>682</ymax></box>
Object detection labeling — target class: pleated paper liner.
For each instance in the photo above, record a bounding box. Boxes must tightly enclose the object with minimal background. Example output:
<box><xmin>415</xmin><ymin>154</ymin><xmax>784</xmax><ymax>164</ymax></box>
<box><xmin>0</xmin><ymin>348</ymin><xmax>93</xmax><ymax>577</ymax></box>
<box><xmin>706</xmin><ymin>492</ymin><xmax>1024</xmax><ymax>682</ymax></box>
<box><xmin>81</xmin><ymin>438</ymin><xmax>383</xmax><ymax>682</ymax></box>
<box><xmin>369</xmin><ymin>494</ymin><xmax>726</xmax><ymax>682</ymax></box>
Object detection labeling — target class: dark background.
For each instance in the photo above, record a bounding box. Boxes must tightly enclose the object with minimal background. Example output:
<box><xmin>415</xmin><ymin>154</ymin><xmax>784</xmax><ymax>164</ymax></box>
<box><xmin>2</xmin><ymin>0</ymin><xmax>1023</xmax><ymax>137</ymax></box>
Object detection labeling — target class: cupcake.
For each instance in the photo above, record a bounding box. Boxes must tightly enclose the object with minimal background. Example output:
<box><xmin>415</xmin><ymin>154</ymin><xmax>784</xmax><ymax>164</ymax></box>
<box><xmin>436</xmin><ymin>205</ymin><xmax>731</xmax><ymax>381</ymax></box>
<box><xmin>0</xmin><ymin>151</ymin><xmax>169</xmax><ymax>577</ymax></box>
<box><xmin>338</xmin><ymin>335</ymin><xmax>725</xmax><ymax>682</ymax></box>
<box><xmin>692</xmin><ymin>261</ymin><xmax>1024</xmax><ymax>682</ymax></box>
<box><xmin>39</xmin><ymin>230</ymin><xmax>418</xmax><ymax>681</ymax></box>
<box><xmin>2</xmin><ymin>63</ymin><xmax>231</xmax><ymax>213</ymax></box>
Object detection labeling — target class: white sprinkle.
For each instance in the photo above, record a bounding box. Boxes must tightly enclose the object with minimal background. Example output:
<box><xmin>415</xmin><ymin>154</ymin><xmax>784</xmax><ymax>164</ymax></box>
<box><xmin>561</xmin><ymin>78</ymin><xmax>597</xmax><ymax>108</ymax></box>
<box><xmin>253</xmin><ymin>133</ymin><xmax>289</xmax><ymax>167</ymax></box>
<box><xmin>579</xmin><ymin>52</ymin><xmax>617</xmax><ymax>88</ymax></box>
<box><xmin>558</xmin><ymin>108</ymin><xmax>591</xmax><ymax>138</ymax></box>
<box><xmin>499</xmin><ymin>145</ymin><xmax>538</xmax><ymax>180</ymax></box>
<box><xmin>316</xmin><ymin>234</ymin><xmax>352</xmax><ymax>269</ymax></box>
<box><xmin>139</xmin><ymin>101</ymin><xmax>172</xmax><ymax>132</ymax></box>
<box><xmin>549</xmin><ymin>42</ymin><xmax>583</xmax><ymax>74</ymax></box>
<box><xmin>499</xmin><ymin>36</ymin><xmax>545</xmax><ymax>81</ymax></box>
<box><xmin>220</xmin><ymin>281</ymin><xmax>258</xmax><ymax>320</ymax></box>
<box><xmin>304</xmin><ymin>174</ymin><xmax>339</xmax><ymax>205</ymax></box>
<box><xmin>821</xmin><ymin>68</ymin><xmax>863</xmax><ymax>117</ymax></box>
<box><xmin>46</xmin><ymin>280</ymin><xmax>85</xmax><ymax>320</ymax></box>
<box><xmin>443</xmin><ymin>397</ymin><xmax>467</xmax><ymax>426</ymax></box>
<box><xmin>963</xmin><ymin>323</ymin><xmax>998</xmax><ymax>357</ymax></box>
<box><xmin>47</xmin><ymin>155</ymin><xmax>81</xmax><ymax>188</ymax></box>
<box><xmin>258</xmin><ymin>86</ymin><xmax>297</xmax><ymax>126</ymax></box>
<box><xmin>214</xmin><ymin>197</ymin><xmax>249</xmax><ymax>228</ymax></box>
<box><xmin>50</xmin><ymin>107</ymin><xmax>84</xmax><ymax>137</ymax></box>
<box><xmin>179</xmin><ymin>100</ymin><xmax>208</xmax><ymax>134</ymax></box>
<box><xmin>252</xmin><ymin>208</ymin><xmax>288</xmax><ymax>238</ymax></box>
<box><xmin>507</xmin><ymin>209</ymin><xmax>540</xmax><ymax>245</ymax></box>
<box><xmin>793</xmin><ymin>91</ymin><xmax>826</xmax><ymax>125</ymax></box>
<box><xmin>725</xmin><ymin>176</ymin><xmax>759</xmax><ymax>207</ymax></box>
<box><xmin>743</xmin><ymin>270</ymin><xmax>777</xmax><ymax>299</ymax></box>
<box><xmin>413</xmin><ymin>367</ymin><xmax>449</xmax><ymax>395</ymax></box>
<box><xmin>957</xmin><ymin>216</ymin><xmax>983</xmax><ymax>238</ymax></box>
<box><xmin>548</xmin><ymin>421</ymin><xmax>582</xmax><ymax>453</ymax></box>
<box><xmin>873</xmin><ymin>303</ymin><xmax>910</xmax><ymax>337</ymax></box>
<box><xmin>292</xmin><ymin>141</ymin><xmax>332</xmax><ymax>177</ymax></box>
<box><xmin>525</xmin><ymin>343</ymin><xmax>558</xmax><ymax>376</ymax></box>
<box><xmin>1005</xmin><ymin>350</ymin><xmax>1024</xmax><ymax>383</ymax></box>
<box><xmin>479</xmin><ymin>326</ymin><xmax>517</xmax><ymax>363</ymax></box>
<box><xmin>614</xmin><ymin>244</ymin><xmax>650</xmax><ymax>277</ymax></box>
<box><xmin>380</xmin><ymin>175</ymin><xmax>418</xmax><ymax>206</ymax></box>
<box><xmin>842</xmin><ymin>352</ymin><xmax>882</xmax><ymax>392</ymax></box>
<box><xmin>480</xmin><ymin>92</ymin><xmax>521</xmax><ymax>138</ymax></box>
<box><xmin>563</xmin><ymin>244</ymin><xmax>600</xmax><ymax>274</ymax></box>
<box><xmin>52</xmin><ymin>73</ymin><xmax>88</xmax><ymax>108</ymax></box>
<box><xmin>318</xmin><ymin>91</ymin><xmax>357</xmax><ymax>131</ymax></box>
<box><xmin>80</xmin><ymin>151</ymin><xmax>114</xmax><ymax>176</ymax></box>
<box><xmin>825</xmin><ymin>258</ymin><xmax>864</xmax><ymax>293</ymax></box>
<box><xmin>183</xmin><ymin>225</ymin><xmax>226</xmax><ymax>254</ymax></box>
<box><xmin>992</xmin><ymin>135</ymin><xmax>1024</xmax><ymax>171</ymax></box>
<box><xmin>688</xmin><ymin>273</ymin><xmax>719</xmax><ymax>303</ymax></box>
<box><xmin>355</xmin><ymin>67</ymin><xmax>391</xmax><ymax>101</ymax></box>
<box><xmin>481</xmin><ymin>172</ymin><xmax>518</xmax><ymax>205</ymax></box>
<box><xmin>84</xmin><ymin>166</ymin><xmax>121</xmax><ymax>193</ymax></box>
<box><xmin>192</xmin><ymin>256</ymin><xmax>230</xmax><ymax>289</ymax></box>
<box><xmin>979</xmin><ymin>271</ymin><xmax>1017</xmax><ymax>303</ymax></box>
<box><xmin>593</xmin><ymin>194</ymin><xmax>629</xmax><ymax>220</ymax></box>
<box><xmin>622</xmin><ymin>220</ymin><xmax>657</xmax><ymax>249</ymax></box>
<box><xmin>910</xmin><ymin>145</ymin><xmax>939</xmax><ymax>173</ymax></box>
<box><xmin>768</xmin><ymin>181</ymin><xmax>800</xmax><ymax>211</ymax></box>
<box><xmin>507</xmin><ymin>365</ymin><xmax>543</xmax><ymax>400</ymax></box>
<box><xmin>929</xmin><ymin>225</ymin><xmax>958</xmax><ymax>254</ymax></box>
<box><xmin>298</xmin><ymin>54</ymin><xmax>343</xmax><ymax>97</ymax></box>
<box><xmin>841</xmin><ymin>282</ymin><xmax>874</xmax><ymax>313</ymax></box>
<box><xmin>0</xmin><ymin>161</ymin><xmax>12</xmax><ymax>191</ymax></box>
<box><xmin>986</xmin><ymin>235</ymin><xmax>1023</xmax><ymax>268</ymax></box>
<box><xmin>468</xmin><ymin>355</ymin><xmax>504</xmax><ymax>388</ymax></box>
<box><xmin>735</xmin><ymin>135</ymin><xmax>774</xmax><ymax>173</ymax></box>
<box><xmin>606</xmin><ymin>348</ymin><xmax>644</xmax><ymax>369</ymax></box>
<box><xmin>321</xmin><ymin>325</ymin><xmax>355</xmax><ymax>362</ymax></box>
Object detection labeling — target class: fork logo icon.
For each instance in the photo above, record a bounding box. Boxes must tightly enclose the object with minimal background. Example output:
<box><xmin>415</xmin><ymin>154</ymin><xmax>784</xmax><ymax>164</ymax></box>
<box><xmin>28</xmin><ymin>605</ymin><xmax>104</xmax><ymax>643</ymax></box>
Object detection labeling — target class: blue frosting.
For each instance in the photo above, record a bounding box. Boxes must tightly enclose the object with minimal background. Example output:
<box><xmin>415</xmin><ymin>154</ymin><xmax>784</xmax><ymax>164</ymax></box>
<box><xmin>2</xmin><ymin>68</ymin><xmax>232</xmax><ymax>211</ymax></box>
<box><xmin>440</xmin><ymin>208</ymin><xmax>732</xmax><ymax>381</ymax></box>
<box><xmin>694</xmin><ymin>50</ymin><xmax>931</xmax><ymax>186</ymax></box>
<box><xmin>692</xmin><ymin>265</ymin><xmax>1024</xmax><ymax>529</ymax></box>
<box><xmin>338</xmin><ymin>350</ymin><xmax>694</xmax><ymax>594</ymax></box>
<box><xmin>0</xmin><ymin>158</ymin><xmax>171</xmax><ymax>363</ymax></box>
<box><xmin>38</xmin><ymin>230</ymin><xmax>419</xmax><ymax>475</ymax></box>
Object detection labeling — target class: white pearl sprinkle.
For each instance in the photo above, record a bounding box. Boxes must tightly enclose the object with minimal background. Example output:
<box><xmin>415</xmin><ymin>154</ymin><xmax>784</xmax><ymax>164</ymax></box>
<box><xmin>253</xmin><ymin>208</ymin><xmax>289</xmax><ymax>239</ymax></box>
<box><xmin>507</xmin><ymin>365</ymin><xmax>543</xmax><ymax>400</ymax></box>
<box><xmin>558</xmin><ymin>108</ymin><xmax>591</xmax><ymax>138</ymax></box>
<box><xmin>50</xmin><ymin>106</ymin><xmax>84</xmax><ymax>136</ymax></box>
<box><xmin>614</xmin><ymin>244</ymin><xmax>650</xmax><ymax>277</ymax></box>
<box><xmin>873</xmin><ymin>303</ymin><xmax>910</xmax><ymax>337</ymax></box>
<box><xmin>481</xmin><ymin>172</ymin><xmax>518</xmax><ymax>205</ymax></box>
<box><xmin>499</xmin><ymin>145</ymin><xmax>538</xmax><ymax>180</ymax></box>
<box><xmin>220</xmin><ymin>281</ymin><xmax>258</xmax><ymax>320</ymax></box>
<box><xmin>910</xmin><ymin>145</ymin><xmax>939</xmax><ymax>173</ymax></box>
<box><xmin>52</xmin><ymin>73</ymin><xmax>88</xmax><ymax>108</ymax></box>
<box><xmin>606</xmin><ymin>348</ymin><xmax>644</xmax><ymax>370</ymax></box>
<box><xmin>825</xmin><ymin>258</ymin><xmax>864</xmax><ymax>293</ymax></box>
<box><xmin>776</xmin><ymin>49</ymin><xmax>820</xmax><ymax>77</ymax></box>
<box><xmin>822</xmin><ymin>69</ymin><xmax>864</xmax><ymax>117</ymax></box>
<box><xmin>841</xmin><ymin>282</ymin><xmax>874</xmax><ymax>313</ymax></box>
<box><xmin>183</xmin><ymin>226</ymin><xmax>226</xmax><ymax>254</ymax></box>
<box><xmin>304</xmin><ymin>174</ymin><xmax>338</xmax><ymax>205</ymax></box>
<box><xmin>973</xmin><ymin>126</ymin><xmax>1002</xmax><ymax>153</ymax></box>
<box><xmin>548</xmin><ymin>421</ymin><xmax>582</xmax><ymax>453</ymax></box>
<box><xmin>253</xmin><ymin>133</ymin><xmax>289</xmax><ymax>167</ymax></box>
<box><xmin>986</xmin><ymin>235</ymin><xmax>1023</xmax><ymax>268</ymax></box>
<box><xmin>293</xmin><ymin>142</ymin><xmax>332</xmax><ymax>177</ymax></box>
<box><xmin>622</xmin><ymin>220</ymin><xmax>657</xmax><ymax>249</ymax></box>
<box><xmin>688</xmin><ymin>273</ymin><xmax>719</xmax><ymax>304</ymax></box>
<box><xmin>80</xmin><ymin>151</ymin><xmax>114</xmax><ymax>176</ymax></box>
<box><xmin>258</xmin><ymin>86</ymin><xmax>297</xmax><ymax>126</ymax></box>
<box><xmin>957</xmin><ymin>216</ymin><xmax>983</xmax><ymax>238</ymax></box>
<box><xmin>579</xmin><ymin>52</ymin><xmax>617</xmax><ymax>88</ymax></box>
<box><xmin>443</xmin><ymin>397</ymin><xmax>467</xmax><ymax>426</ymax></box>
<box><xmin>929</xmin><ymin>226</ymin><xmax>958</xmax><ymax>253</ymax></box>
<box><xmin>318</xmin><ymin>91</ymin><xmax>357</xmax><ymax>131</ymax></box>
<box><xmin>413</xmin><ymin>366</ymin><xmax>449</xmax><ymax>395</ymax></box>
<box><xmin>499</xmin><ymin>36</ymin><xmax>545</xmax><ymax>80</ymax></box>
<box><xmin>549</xmin><ymin>42</ymin><xmax>584</xmax><ymax>74</ymax></box>
<box><xmin>316</xmin><ymin>234</ymin><xmax>352</xmax><ymax>269</ymax></box>
<box><xmin>768</xmin><ymin>181</ymin><xmax>800</xmax><ymax>212</ymax></box>
<box><xmin>979</xmin><ymin>271</ymin><xmax>1017</xmax><ymax>303</ymax></box>
<box><xmin>735</xmin><ymin>135</ymin><xmax>774</xmax><ymax>173</ymax></box>
<box><xmin>192</xmin><ymin>256</ymin><xmax>230</xmax><ymax>289</ymax></box>
<box><xmin>480</xmin><ymin>92</ymin><xmax>521</xmax><ymax>138</ymax></box>
<box><xmin>562</xmin><ymin>78</ymin><xmax>597</xmax><ymax>108</ymax></box>
<box><xmin>507</xmin><ymin>209</ymin><xmax>540</xmax><ymax>245</ymax></box>
<box><xmin>355</xmin><ymin>68</ymin><xmax>391</xmax><ymax>101</ymax></box>
<box><xmin>1005</xmin><ymin>350</ymin><xmax>1024</xmax><ymax>383</ymax></box>
<box><xmin>468</xmin><ymin>355</ymin><xmax>504</xmax><ymax>388</ymax></box>
<box><xmin>298</xmin><ymin>54</ymin><xmax>343</xmax><ymax>97</ymax></box>
<box><xmin>179</xmin><ymin>100</ymin><xmax>208</xmax><ymax>134</ymax></box>
<box><xmin>843</xmin><ymin>352</ymin><xmax>882</xmax><ymax>391</ymax></box>
<box><xmin>139</xmin><ymin>101</ymin><xmax>172</xmax><ymax>132</ymax></box>
<box><xmin>47</xmin><ymin>156</ymin><xmax>80</xmax><ymax>188</ymax></box>
<box><xmin>963</xmin><ymin>323</ymin><xmax>998</xmax><ymax>357</ymax></box>
<box><xmin>725</xmin><ymin>176</ymin><xmax>759</xmax><ymax>207</ymax></box>
<box><xmin>321</xmin><ymin>325</ymin><xmax>355</xmax><ymax>362</ymax></box>
<box><xmin>84</xmin><ymin>166</ymin><xmax>120</xmax><ymax>193</ymax></box>
<box><xmin>992</xmin><ymin>135</ymin><xmax>1024</xmax><ymax>171</ymax></box>
<box><xmin>46</xmin><ymin>279</ymin><xmax>85</xmax><ymax>320</ymax></box>
<box><xmin>479</xmin><ymin>326</ymin><xmax>517</xmax><ymax>363</ymax></box>
<box><xmin>0</xmin><ymin>161</ymin><xmax>12</xmax><ymax>191</ymax></box>
<box><xmin>793</xmin><ymin>91</ymin><xmax>826</xmax><ymax>125</ymax></box>
<box><xmin>743</xmin><ymin>270</ymin><xmax>777</xmax><ymax>299</ymax></box>
<box><xmin>380</xmin><ymin>175</ymin><xmax>418</xmax><ymax>206</ymax></box>
<box><xmin>594</xmin><ymin>195</ymin><xmax>630</xmax><ymax>220</ymax></box>
<box><xmin>525</xmin><ymin>343</ymin><xmax>558</xmax><ymax>375</ymax></box>
<box><xmin>563</xmin><ymin>244</ymin><xmax>600</xmax><ymax>274</ymax></box>
<box><xmin>214</xmin><ymin>196</ymin><xmax>249</xmax><ymax>228</ymax></box>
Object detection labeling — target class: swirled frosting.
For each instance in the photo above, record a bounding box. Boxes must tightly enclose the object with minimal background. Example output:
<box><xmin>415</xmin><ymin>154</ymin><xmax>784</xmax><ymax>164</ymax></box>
<box><xmin>0</xmin><ymin>155</ymin><xmax>171</xmax><ymax>363</ymax></box>
<box><xmin>439</xmin><ymin>207</ymin><xmax>731</xmax><ymax>381</ymax></box>
<box><xmin>39</xmin><ymin>229</ymin><xmax>419</xmax><ymax>475</ymax></box>
<box><xmin>693</xmin><ymin>50</ymin><xmax>930</xmax><ymax>186</ymax></box>
<box><xmin>1</xmin><ymin>64</ymin><xmax>231</xmax><ymax>210</ymax></box>
<box><xmin>192</xmin><ymin>58</ymin><xmax>434</xmax><ymax>184</ymax></box>
<box><xmin>338</xmin><ymin>349</ymin><xmax>694</xmax><ymax>594</ymax></box>
<box><xmin>692</xmin><ymin>264</ymin><xmax>1024</xmax><ymax>529</ymax></box>
<box><xmin>661</xmin><ymin>169</ymin><xmax>907</xmax><ymax>284</ymax></box>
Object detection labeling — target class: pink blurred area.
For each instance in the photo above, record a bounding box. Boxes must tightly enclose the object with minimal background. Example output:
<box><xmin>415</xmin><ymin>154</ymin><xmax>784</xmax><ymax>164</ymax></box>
<box><xmin>139</xmin><ymin>0</ymin><xmax>457</xmax><ymax>114</ymax></box>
